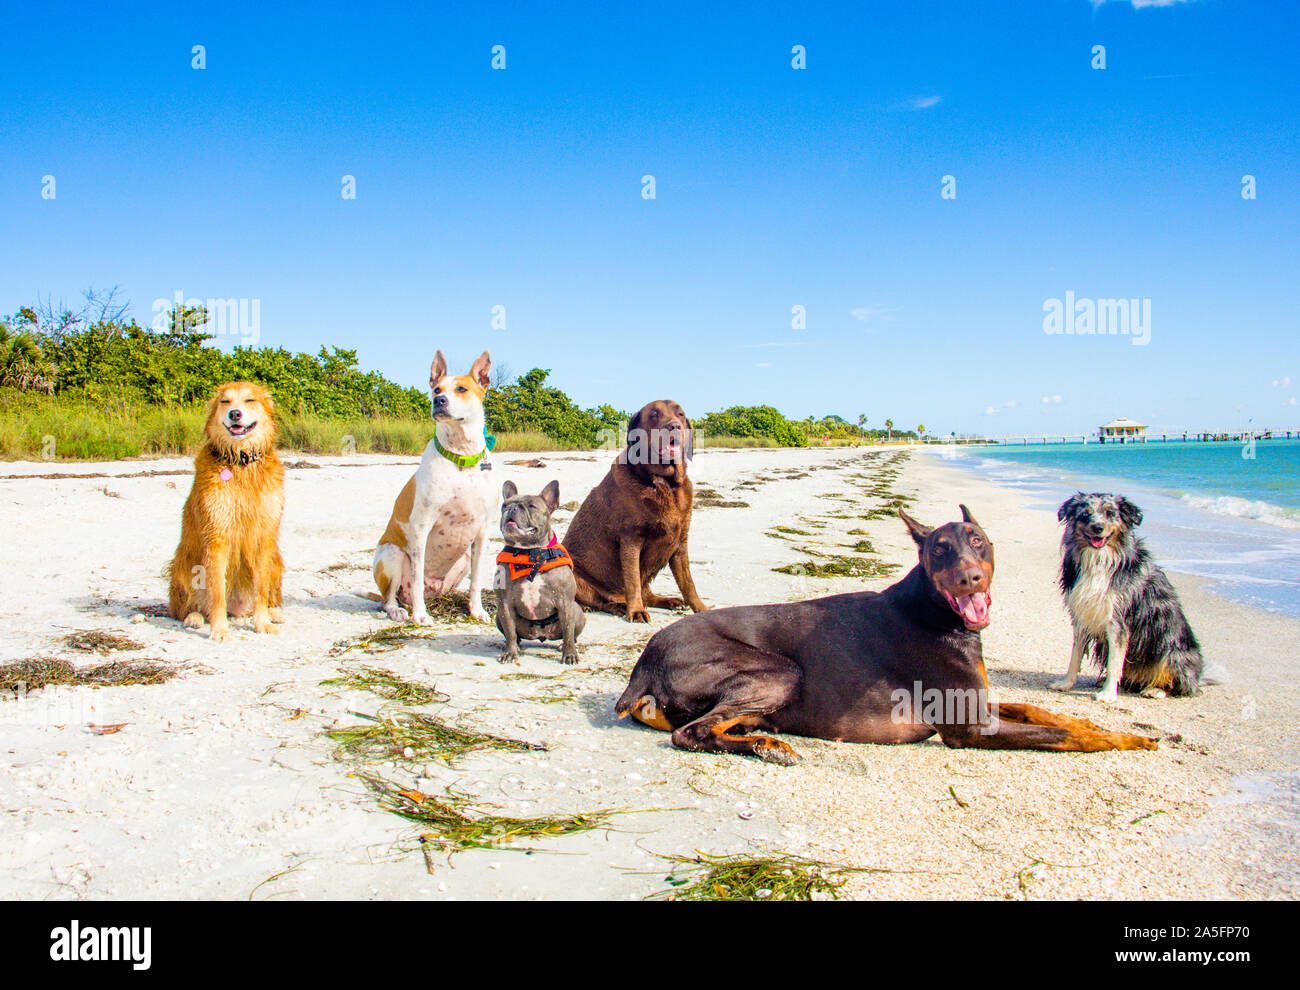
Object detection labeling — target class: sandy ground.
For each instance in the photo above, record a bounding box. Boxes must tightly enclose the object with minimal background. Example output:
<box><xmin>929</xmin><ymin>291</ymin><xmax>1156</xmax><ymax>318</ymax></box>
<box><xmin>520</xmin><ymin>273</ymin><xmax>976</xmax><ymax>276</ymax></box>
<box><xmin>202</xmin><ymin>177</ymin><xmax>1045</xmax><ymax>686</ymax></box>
<box><xmin>1</xmin><ymin>445</ymin><xmax>1297</xmax><ymax>900</ymax></box>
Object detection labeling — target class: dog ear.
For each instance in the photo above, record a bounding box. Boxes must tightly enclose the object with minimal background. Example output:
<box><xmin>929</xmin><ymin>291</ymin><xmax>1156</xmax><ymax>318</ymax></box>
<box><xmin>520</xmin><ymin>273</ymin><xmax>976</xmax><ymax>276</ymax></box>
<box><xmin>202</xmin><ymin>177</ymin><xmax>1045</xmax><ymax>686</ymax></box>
<box><xmin>1057</xmin><ymin>492</ymin><xmax>1085</xmax><ymax>522</ymax></box>
<box><xmin>501</xmin><ymin>480</ymin><xmax>517</xmax><ymax>500</ymax></box>
<box><xmin>470</xmin><ymin>351</ymin><xmax>491</xmax><ymax>389</ymax></box>
<box><xmin>430</xmin><ymin>351</ymin><xmax>448</xmax><ymax>389</ymax></box>
<box><xmin>1116</xmin><ymin>496</ymin><xmax>1143</xmax><ymax>528</ymax></box>
<box><xmin>540</xmin><ymin>480</ymin><xmax>560</xmax><ymax>511</ymax></box>
<box><xmin>959</xmin><ymin>504</ymin><xmax>979</xmax><ymax>528</ymax></box>
<box><xmin>626</xmin><ymin>406</ymin><xmax>644</xmax><ymax>447</ymax></box>
<box><xmin>898</xmin><ymin>509</ymin><xmax>933</xmax><ymax>547</ymax></box>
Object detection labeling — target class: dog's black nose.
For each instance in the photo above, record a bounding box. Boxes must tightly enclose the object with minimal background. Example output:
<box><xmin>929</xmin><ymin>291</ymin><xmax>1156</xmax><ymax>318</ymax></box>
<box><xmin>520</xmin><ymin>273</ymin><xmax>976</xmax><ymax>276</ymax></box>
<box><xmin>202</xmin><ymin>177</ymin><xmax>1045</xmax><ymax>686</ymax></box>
<box><xmin>433</xmin><ymin>394</ymin><xmax>449</xmax><ymax>409</ymax></box>
<box><xmin>229</xmin><ymin>408</ymin><xmax>242</xmax><ymax>422</ymax></box>
<box><xmin>1088</xmin><ymin>522</ymin><xmax>1105</xmax><ymax>534</ymax></box>
<box><xmin>954</xmin><ymin>565</ymin><xmax>984</xmax><ymax>591</ymax></box>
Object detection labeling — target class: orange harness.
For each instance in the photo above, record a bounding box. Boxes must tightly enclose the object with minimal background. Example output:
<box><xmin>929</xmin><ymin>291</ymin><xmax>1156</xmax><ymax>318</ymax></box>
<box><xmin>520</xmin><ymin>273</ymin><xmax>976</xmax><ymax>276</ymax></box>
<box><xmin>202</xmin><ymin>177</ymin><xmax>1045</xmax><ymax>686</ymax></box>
<box><xmin>496</xmin><ymin>543</ymin><xmax>574</xmax><ymax>583</ymax></box>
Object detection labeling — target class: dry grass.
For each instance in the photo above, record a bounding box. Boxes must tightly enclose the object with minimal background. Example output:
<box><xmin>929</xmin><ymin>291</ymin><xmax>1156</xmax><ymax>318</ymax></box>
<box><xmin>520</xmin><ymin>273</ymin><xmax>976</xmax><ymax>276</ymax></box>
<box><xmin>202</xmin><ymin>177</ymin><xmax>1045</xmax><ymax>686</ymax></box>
<box><xmin>694</xmin><ymin>487</ymin><xmax>750</xmax><ymax>509</ymax></box>
<box><xmin>773</xmin><ymin>554</ymin><xmax>900</xmax><ymax>579</ymax></box>
<box><xmin>327</xmin><ymin>711</ymin><xmax>546</xmax><ymax>766</ymax></box>
<box><xmin>320</xmin><ymin>664</ymin><xmax>448</xmax><ymax>706</ymax></box>
<box><xmin>360</xmin><ymin>775</ymin><xmax>614</xmax><ymax>856</ymax></box>
<box><xmin>0</xmin><ymin>657</ymin><xmax>180</xmax><ymax>692</ymax></box>
<box><xmin>646</xmin><ymin>852</ymin><xmax>871</xmax><ymax>901</ymax></box>
<box><xmin>61</xmin><ymin>629</ymin><xmax>145</xmax><ymax>654</ymax></box>
<box><xmin>424</xmin><ymin>589</ymin><xmax>499</xmax><ymax>622</ymax></box>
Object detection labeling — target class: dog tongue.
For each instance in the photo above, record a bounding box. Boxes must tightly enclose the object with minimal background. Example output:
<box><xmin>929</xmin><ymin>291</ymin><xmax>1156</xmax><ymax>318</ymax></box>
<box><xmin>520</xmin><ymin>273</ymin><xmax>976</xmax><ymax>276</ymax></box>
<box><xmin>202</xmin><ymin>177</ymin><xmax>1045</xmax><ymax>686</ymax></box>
<box><xmin>955</xmin><ymin>592</ymin><xmax>990</xmax><ymax>627</ymax></box>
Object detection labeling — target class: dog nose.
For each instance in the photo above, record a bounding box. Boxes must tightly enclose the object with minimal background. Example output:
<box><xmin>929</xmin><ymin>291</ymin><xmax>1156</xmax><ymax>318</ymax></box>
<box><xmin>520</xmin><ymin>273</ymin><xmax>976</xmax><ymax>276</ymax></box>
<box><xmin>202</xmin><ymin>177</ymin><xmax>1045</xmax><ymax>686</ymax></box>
<box><xmin>433</xmin><ymin>394</ymin><xmax>449</xmax><ymax>409</ymax></box>
<box><xmin>953</xmin><ymin>564</ymin><xmax>985</xmax><ymax>591</ymax></box>
<box><xmin>228</xmin><ymin>409</ymin><xmax>242</xmax><ymax>422</ymax></box>
<box><xmin>1088</xmin><ymin>522</ymin><xmax>1105</xmax><ymax>534</ymax></box>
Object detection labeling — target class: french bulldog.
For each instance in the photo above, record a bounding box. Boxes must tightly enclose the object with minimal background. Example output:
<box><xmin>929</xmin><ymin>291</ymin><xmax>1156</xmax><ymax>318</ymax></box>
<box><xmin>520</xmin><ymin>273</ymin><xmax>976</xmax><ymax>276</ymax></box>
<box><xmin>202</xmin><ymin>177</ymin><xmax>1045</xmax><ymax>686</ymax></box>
<box><xmin>493</xmin><ymin>480</ymin><xmax>586</xmax><ymax>664</ymax></box>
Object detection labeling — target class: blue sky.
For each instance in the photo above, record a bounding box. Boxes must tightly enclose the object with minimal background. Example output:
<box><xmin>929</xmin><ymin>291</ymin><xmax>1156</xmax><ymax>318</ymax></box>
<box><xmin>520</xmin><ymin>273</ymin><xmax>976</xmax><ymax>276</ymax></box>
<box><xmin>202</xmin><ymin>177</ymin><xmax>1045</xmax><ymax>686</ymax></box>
<box><xmin>2</xmin><ymin>0</ymin><xmax>1296</xmax><ymax>435</ymax></box>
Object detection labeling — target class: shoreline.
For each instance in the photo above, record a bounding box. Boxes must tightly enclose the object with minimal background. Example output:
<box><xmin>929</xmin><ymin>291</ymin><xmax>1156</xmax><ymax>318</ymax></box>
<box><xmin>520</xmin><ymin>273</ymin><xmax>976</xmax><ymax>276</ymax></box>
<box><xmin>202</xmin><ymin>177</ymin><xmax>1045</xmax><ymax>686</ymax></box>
<box><xmin>932</xmin><ymin>444</ymin><xmax>1300</xmax><ymax>620</ymax></box>
<box><xmin>1</xmin><ymin>446</ymin><xmax>1296</xmax><ymax>899</ymax></box>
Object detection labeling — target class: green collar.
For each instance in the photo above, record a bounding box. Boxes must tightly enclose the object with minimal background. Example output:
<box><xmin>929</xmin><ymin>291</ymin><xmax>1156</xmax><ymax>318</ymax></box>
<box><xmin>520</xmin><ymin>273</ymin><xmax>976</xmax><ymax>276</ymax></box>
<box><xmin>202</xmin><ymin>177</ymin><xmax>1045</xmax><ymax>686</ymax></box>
<box><xmin>435</xmin><ymin>432</ymin><xmax>495</xmax><ymax>469</ymax></box>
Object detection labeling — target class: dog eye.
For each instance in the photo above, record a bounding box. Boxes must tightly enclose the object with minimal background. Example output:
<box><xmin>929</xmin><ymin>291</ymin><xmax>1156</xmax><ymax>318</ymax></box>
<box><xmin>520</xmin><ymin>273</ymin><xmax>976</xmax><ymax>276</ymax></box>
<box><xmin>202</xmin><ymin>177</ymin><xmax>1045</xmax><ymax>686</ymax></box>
<box><xmin>456</xmin><ymin>385</ymin><xmax>467</xmax><ymax>393</ymax></box>
<box><xmin>969</xmin><ymin>536</ymin><xmax>983</xmax><ymax>547</ymax></box>
<box><xmin>933</xmin><ymin>545</ymin><xmax>947</xmax><ymax>556</ymax></box>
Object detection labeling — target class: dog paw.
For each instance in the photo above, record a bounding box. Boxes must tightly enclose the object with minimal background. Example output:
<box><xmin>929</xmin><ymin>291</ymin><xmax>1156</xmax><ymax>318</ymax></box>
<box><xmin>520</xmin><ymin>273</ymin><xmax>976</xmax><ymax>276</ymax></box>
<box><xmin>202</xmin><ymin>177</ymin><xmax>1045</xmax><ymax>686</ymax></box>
<box><xmin>469</xmin><ymin>607</ymin><xmax>491</xmax><ymax>623</ymax></box>
<box><xmin>1093</xmin><ymin>687</ymin><xmax>1119</xmax><ymax>704</ymax></box>
<box><xmin>627</xmin><ymin>608</ymin><xmax>650</xmax><ymax>624</ymax></box>
<box><xmin>254</xmin><ymin>619</ymin><xmax>280</xmax><ymax>635</ymax></box>
<box><xmin>268</xmin><ymin>607</ymin><xmax>285</xmax><ymax>623</ymax></box>
<box><xmin>751</xmin><ymin>736</ymin><xmax>800</xmax><ymax>766</ymax></box>
<box><xmin>561</xmin><ymin>651</ymin><xmax>580</xmax><ymax>666</ymax></box>
<box><xmin>657</xmin><ymin>596</ymin><xmax>686</xmax><ymax>610</ymax></box>
<box><xmin>409</xmin><ymin>611</ymin><xmax>433</xmax><ymax>627</ymax></box>
<box><xmin>209</xmin><ymin>624</ymin><xmax>230</xmax><ymax>643</ymax></box>
<box><xmin>182</xmin><ymin>612</ymin><xmax>204</xmax><ymax>629</ymax></box>
<box><xmin>384</xmin><ymin>604</ymin><xmax>410</xmax><ymax>622</ymax></box>
<box><xmin>497</xmin><ymin>650</ymin><xmax>520</xmax><ymax>665</ymax></box>
<box><xmin>1049</xmin><ymin>677</ymin><xmax>1077</xmax><ymax>692</ymax></box>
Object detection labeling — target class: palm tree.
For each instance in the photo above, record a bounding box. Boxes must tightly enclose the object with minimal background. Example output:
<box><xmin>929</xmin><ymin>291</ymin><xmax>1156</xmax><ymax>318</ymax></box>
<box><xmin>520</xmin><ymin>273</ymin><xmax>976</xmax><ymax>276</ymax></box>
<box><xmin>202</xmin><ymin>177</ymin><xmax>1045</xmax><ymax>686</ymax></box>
<box><xmin>917</xmin><ymin>423</ymin><xmax>926</xmax><ymax>443</ymax></box>
<box><xmin>884</xmin><ymin>418</ymin><xmax>894</xmax><ymax>442</ymax></box>
<box><xmin>0</xmin><ymin>322</ymin><xmax>48</xmax><ymax>390</ymax></box>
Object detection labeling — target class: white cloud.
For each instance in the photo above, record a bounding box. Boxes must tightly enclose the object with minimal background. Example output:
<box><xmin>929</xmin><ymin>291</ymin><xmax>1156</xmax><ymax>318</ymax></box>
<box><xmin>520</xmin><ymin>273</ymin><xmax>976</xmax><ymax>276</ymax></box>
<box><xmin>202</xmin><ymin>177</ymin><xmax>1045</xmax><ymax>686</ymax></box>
<box><xmin>984</xmin><ymin>406</ymin><xmax>997</xmax><ymax>416</ymax></box>
<box><xmin>1041</xmin><ymin>395</ymin><xmax>1063</xmax><ymax>405</ymax></box>
<box><xmin>850</xmin><ymin>305</ymin><xmax>901</xmax><ymax>325</ymax></box>
<box><xmin>1289</xmin><ymin>397</ymin><xmax>1298</xmax><ymax>407</ymax></box>
<box><xmin>1093</xmin><ymin>0</ymin><xmax>1196</xmax><ymax>8</ymax></box>
<box><xmin>1004</xmin><ymin>400</ymin><xmax>1017</xmax><ymax>408</ymax></box>
<box><xmin>909</xmin><ymin>95</ymin><xmax>941</xmax><ymax>110</ymax></box>
<box><xmin>755</xmin><ymin>362</ymin><xmax>770</xmax><ymax>367</ymax></box>
<box><xmin>1272</xmin><ymin>376</ymin><xmax>1292</xmax><ymax>388</ymax></box>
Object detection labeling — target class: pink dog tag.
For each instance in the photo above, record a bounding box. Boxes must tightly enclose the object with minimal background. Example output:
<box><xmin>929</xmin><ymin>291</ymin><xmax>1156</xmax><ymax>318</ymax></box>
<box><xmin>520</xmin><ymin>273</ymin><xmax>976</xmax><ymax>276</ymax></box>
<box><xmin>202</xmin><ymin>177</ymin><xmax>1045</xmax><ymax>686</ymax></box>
<box><xmin>220</xmin><ymin>468</ymin><xmax>233</xmax><ymax>481</ymax></box>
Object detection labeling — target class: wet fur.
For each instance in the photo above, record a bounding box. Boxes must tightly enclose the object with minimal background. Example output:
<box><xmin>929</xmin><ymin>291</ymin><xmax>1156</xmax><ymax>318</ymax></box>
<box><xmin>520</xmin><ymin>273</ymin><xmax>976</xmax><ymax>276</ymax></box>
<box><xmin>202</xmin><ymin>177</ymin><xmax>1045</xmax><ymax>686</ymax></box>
<box><xmin>168</xmin><ymin>382</ymin><xmax>285</xmax><ymax>641</ymax></box>
<box><xmin>1056</xmin><ymin>492</ymin><xmax>1203</xmax><ymax>698</ymax></box>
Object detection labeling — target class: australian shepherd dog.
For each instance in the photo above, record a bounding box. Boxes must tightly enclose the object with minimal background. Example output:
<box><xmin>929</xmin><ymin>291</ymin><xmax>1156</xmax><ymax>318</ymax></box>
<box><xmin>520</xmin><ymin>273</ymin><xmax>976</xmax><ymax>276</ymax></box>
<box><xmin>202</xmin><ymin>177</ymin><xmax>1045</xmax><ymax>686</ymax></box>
<box><xmin>1052</xmin><ymin>492</ymin><xmax>1203</xmax><ymax>702</ymax></box>
<box><xmin>168</xmin><ymin>382</ymin><xmax>285</xmax><ymax>641</ymax></box>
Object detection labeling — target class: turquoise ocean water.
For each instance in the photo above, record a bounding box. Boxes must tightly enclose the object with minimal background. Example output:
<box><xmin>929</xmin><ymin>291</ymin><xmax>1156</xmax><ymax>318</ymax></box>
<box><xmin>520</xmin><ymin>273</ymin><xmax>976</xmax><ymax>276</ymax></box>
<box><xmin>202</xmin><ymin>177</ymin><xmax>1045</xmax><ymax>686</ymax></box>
<box><xmin>940</xmin><ymin>438</ymin><xmax>1300</xmax><ymax>618</ymax></box>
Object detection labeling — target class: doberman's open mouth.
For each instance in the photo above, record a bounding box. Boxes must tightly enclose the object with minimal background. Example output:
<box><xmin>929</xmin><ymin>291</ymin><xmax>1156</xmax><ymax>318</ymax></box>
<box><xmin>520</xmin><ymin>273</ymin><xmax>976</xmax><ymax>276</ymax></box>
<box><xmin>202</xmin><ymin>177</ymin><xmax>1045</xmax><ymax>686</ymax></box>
<box><xmin>944</xmin><ymin>590</ymin><xmax>991</xmax><ymax>631</ymax></box>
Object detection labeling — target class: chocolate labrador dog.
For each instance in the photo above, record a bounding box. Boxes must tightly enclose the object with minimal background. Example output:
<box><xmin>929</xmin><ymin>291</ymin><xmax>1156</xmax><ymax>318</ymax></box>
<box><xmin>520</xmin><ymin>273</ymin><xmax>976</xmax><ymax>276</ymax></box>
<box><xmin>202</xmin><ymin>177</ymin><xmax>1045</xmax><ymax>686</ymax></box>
<box><xmin>617</xmin><ymin>506</ymin><xmax>1157</xmax><ymax>763</ymax></box>
<box><xmin>564</xmin><ymin>400</ymin><xmax>708</xmax><ymax>623</ymax></box>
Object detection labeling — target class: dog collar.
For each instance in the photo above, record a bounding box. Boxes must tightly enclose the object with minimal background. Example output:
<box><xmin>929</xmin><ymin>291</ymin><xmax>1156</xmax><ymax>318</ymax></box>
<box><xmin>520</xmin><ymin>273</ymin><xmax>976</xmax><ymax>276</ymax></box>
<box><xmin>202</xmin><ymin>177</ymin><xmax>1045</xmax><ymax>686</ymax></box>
<box><xmin>212</xmin><ymin>445</ymin><xmax>264</xmax><ymax>466</ymax></box>
<box><xmin>497</xmin><ymin>543</ymin><xmax>573</xmax><ymax>582</ymax></box>
<box><xmin>435</xmin><ymin>430</ymin><xmax>495</xmax><ymax>469</ymax></box>
<box><xmin>435</xmin><ymin>436</ymin><xmax>488</xmax><ymax>469</ymax></box>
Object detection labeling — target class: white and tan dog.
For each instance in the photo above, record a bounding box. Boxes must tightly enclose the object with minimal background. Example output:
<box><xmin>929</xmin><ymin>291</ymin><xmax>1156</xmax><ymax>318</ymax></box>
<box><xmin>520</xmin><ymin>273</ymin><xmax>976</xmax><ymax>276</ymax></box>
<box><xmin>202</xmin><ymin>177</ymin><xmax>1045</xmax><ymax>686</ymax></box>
<box><xmin>373</xmin><ymin>350</ymin><xmax>498</xmax><ymax>625</ymax></box>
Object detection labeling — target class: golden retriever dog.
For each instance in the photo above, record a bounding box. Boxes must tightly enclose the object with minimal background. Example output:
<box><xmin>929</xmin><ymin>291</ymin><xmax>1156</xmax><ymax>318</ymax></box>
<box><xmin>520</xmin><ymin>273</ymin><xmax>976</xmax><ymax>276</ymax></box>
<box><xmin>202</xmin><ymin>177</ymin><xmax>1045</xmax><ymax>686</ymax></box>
<box><xmin>168</xmin><ymin>381</ymin><xmax>285</xmax><ymax>641</ymax></box>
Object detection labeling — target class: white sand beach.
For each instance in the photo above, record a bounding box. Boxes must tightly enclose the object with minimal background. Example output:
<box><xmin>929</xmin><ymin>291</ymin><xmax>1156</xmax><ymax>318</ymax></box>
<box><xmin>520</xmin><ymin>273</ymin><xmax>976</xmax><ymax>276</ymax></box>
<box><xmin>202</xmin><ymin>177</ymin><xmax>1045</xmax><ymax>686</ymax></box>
<box><xmin>1</xmin><ymin>445</ymin><xmax>1296</xmax><ymax>900</ymax></box>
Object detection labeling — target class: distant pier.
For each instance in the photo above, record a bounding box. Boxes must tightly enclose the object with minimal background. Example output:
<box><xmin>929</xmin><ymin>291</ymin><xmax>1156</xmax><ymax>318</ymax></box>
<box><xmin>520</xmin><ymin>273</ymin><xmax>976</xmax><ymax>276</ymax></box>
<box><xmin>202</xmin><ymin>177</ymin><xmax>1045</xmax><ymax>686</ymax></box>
<box><xmin>939</xmin><ymin>430</ymin><xmax>1295</xmax><ymax>447</ymax></box>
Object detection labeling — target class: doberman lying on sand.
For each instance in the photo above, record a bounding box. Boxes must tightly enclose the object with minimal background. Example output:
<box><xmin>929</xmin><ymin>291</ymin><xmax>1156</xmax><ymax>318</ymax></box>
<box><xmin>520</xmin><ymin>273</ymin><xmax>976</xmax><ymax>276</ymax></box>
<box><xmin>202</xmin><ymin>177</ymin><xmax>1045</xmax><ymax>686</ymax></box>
<box><xmin>616</xmin><ymin>506</ymin><xmax>1158</xmax><ymax>763</ymax></box>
